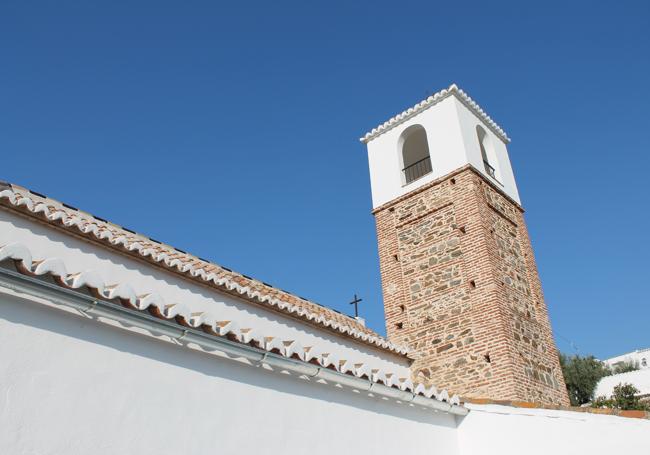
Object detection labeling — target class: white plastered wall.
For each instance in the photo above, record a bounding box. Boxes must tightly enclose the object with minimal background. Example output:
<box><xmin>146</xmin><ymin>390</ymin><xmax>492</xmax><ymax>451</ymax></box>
<box><xmin>0</xmin><ymin>291</ymin><xmax>459</xmax><ymax>455</ymax></box>
<box><xmin>3</xmin><ymin>271</ymin><xmax>649</xmax><ymax>454</ymax></box>
<box><xmin>457</xmin><ymin>403</ymin><xmax>650</xmax><ymax>454</ymax></box>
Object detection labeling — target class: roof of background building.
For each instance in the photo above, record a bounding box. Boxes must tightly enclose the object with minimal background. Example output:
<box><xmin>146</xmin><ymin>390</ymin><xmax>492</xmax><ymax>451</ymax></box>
<box><xmin>0</xmin><ymin>182</ymin><xmax>410</xmax><ymax>357</ymax></box>
<box><xmin>595</xmin><ymin>369</ymin><xmax>650</xmax><ymax>399</ymax></box>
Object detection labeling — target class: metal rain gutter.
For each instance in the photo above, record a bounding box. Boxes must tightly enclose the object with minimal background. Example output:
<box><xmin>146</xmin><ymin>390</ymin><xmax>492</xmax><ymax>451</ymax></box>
<box><xmin>0</xmin><ymin>266</ymin><xmax>468</xmax><ymax>416</ymax></box>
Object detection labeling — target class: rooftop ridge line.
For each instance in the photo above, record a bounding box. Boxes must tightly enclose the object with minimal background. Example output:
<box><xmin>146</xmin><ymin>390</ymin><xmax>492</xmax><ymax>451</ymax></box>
<box><xmin>0</xmin><ymin>184</ymin><xmax>411</xmax><ymax>356</ymax></box>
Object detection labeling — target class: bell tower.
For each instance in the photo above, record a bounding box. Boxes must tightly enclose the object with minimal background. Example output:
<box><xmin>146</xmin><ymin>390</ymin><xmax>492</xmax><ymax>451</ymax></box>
<box><xmin>361</xmin><ymin>84</ymin><xmax>569</xmax><ymax>405</ymax></box>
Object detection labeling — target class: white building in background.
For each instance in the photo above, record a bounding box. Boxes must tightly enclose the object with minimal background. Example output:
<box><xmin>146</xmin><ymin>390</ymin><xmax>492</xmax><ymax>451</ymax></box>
<box><xmin>595</xmin><ymin>349</ymin><xmax>650</xmax><ymax>400</ymax></box>
<box><xmin>604</xmin><ymin>349</ymin><xmax>650</xmax><ymax>370</ymax></box>
<box><xmin>1</xmin><ymin>85</ymin><xmax>649</xmax><ymax>454</ymax></box>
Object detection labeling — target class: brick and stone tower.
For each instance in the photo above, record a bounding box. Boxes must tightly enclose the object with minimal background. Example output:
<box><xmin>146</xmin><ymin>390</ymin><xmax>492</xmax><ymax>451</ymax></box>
<box><xmin>361</xmin><ymin>84</ymin><xmax>569</xmax><ymax>405</ymax></box>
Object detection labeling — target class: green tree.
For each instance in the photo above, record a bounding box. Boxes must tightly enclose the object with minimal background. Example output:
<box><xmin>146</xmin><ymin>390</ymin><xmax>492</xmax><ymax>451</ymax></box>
<box><xmin>559</xmin><ymin>353</ymin><xmax>610</xmax><ymax>406</ymax></box>
<box><xmin>592</xmin><ymin>383</ymin><xmax>650</xmax><ymax>411</ymax></box>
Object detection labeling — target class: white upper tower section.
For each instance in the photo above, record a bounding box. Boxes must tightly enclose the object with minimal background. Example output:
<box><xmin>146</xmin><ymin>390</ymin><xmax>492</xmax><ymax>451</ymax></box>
<box><xmin>361</xmin><ymin>84</ymin><xmax>521</xmax><ymax>209</ymax></box>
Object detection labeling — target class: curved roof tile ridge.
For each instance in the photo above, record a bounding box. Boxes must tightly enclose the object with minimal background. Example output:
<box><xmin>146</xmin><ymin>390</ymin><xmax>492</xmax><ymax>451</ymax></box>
<box><xmin>0</xmin><ymin>242</ymin><xmax>458</xmax><ymax>406</ymax></box>
<box><xmin>359</xmin><ymin>83</ymin><xmax>510</xmax><ymax>144</ymax></box>
<box><xmin>0</xmin><ymin>183</ymin><xmax>410</xmax><ymax>357</ymax></box>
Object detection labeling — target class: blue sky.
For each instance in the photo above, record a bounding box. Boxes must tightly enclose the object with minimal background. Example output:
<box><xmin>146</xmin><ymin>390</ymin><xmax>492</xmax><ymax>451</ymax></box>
<box><xmin>2</xmin><ymin>1</ymin><xmax>648</xmax><ymax>359</ymax></box>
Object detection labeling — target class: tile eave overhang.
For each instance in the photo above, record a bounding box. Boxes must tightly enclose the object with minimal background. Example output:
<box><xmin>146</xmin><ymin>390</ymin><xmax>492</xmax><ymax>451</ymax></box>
<box><xmin>0</xmin><ymin>182</ymin><xmax>411</xmax><ymax>358</ymax></box>
<box><xmin>0</xmin><ymin>244</ymin><xmax>465</xmax><ymax>414</ymax></box>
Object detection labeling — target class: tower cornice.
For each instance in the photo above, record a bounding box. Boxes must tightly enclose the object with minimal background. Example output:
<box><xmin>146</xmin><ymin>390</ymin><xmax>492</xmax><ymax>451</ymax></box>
<box><xmin>360</xmin><ymin>84</ymin><xmax>510</xmax><ymax>145</ymax></box>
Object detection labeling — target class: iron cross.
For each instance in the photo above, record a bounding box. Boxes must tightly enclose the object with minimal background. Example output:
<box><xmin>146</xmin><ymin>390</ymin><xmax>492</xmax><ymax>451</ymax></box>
<box><xmin>349</xmin><ymin>294</ymin><xmax>363</xmax><ymax>318</ymax></box>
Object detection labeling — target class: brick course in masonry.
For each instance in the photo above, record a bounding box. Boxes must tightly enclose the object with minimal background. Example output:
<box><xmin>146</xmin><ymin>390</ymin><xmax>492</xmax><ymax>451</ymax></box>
<box><xmin>374</xmin><ymin>165</ymin><xmax>570</xmax><ymax>405</ymax></box>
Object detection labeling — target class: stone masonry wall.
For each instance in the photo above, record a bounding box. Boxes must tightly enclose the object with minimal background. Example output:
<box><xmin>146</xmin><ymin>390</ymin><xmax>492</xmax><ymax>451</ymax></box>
<box><xmin>374</xmin><ymin>166</ymin><xmax>569</xmax><ymax>405</ymax></box>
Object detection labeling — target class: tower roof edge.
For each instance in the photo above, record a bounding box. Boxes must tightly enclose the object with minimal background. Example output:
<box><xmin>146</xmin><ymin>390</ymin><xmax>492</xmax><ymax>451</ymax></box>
<box><xmin>359</xmin><ymin>83</ymin><xmax>511</xmax><ymax>145</ymax></box>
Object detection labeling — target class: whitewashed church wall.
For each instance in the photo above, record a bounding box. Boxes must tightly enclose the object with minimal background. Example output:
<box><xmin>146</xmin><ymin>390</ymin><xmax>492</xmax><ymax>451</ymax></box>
<box><xmin>0</xmin><ymin>210</ymin><xmax>410</xmax><ymax>375</ymax></box>
<box><xmin>0</xmin><ymin>291</ymin><xmax>459</xmax><ymax>455</ymax></box>
<box><xmin>457</xmin><ymin>403</ymin><xmax>650</xmax><ymax>454</ymax></box>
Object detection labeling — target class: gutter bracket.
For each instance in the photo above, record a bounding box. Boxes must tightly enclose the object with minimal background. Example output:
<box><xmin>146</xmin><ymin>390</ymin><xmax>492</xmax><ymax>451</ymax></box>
<box><xmin>256</xmin><ymin>352</ymin><xmax>269</xmax><ymax>367</ymax></box>
<box><xmin>79</xmin><ymin>300</ymin><xmax>98</xmax><ymax>317</ymax></box>
<box><xmin>308</xmin><ymin>366</ymin><xmax>322</xmax><ymax>379</ymax></box>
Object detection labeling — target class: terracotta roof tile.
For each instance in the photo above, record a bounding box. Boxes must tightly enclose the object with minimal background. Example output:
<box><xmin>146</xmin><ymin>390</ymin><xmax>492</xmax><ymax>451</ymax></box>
<box><xmin>0</xmin><ymin>183</ymin><xmax>410</xmax><ymax>357</ymax></box>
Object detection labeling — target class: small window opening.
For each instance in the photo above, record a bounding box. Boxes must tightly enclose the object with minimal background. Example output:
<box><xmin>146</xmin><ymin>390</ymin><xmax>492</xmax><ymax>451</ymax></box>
<box><xmin>400</xmin><ymin>125</ymin><xmax>432</xmax><ymax>185</ymax></box>
<box><xmin>450</xmin><ymin>178</ymin><xmax>456</xmax><ymax>185</ymax></box>
<box><xmin>484</xmin><ymin>353</ymin><xmax>491</xmax><ymax>363</ymax></box>
<box><xmin>393</xmin><ymin>254</ymin><xmax>399</xmax><ymax>262</ymax></box>
<box><xmin>459</xmin><ymin>226</ymin><xmax>466</xmax><ymax>234</ymax></box>
<box><xmin>399</xmin><ymin>304</ymin><xmax>406</xmax><ymax>313</ymax></box>
<box><xmin>470</xmin><ymin>280</ymin><xmax>476</xmax><ymax>288</ymax></box>
<box><xmin>476</xmin><ymin>125</ymin><xmax>500</xmax><ymax>182</ymax></box>
<box><xmin>395</xmin><ymin>322</ymin><xmax>404</xmax><ymax>330</ymax></box>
